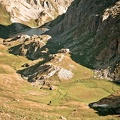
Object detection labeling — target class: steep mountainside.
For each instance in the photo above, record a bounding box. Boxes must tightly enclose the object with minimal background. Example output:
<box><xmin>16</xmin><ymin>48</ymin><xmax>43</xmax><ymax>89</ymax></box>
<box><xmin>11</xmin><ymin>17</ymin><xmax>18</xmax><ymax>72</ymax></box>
<box><xmin>0</xmin><ymin>0</ymin><xmax>73</xmax><ymax>26</ymax></box>
<box><xmin>47</xmin><ymin>0</ymin><xmax>120</xmax><ymax>81</ymax></box>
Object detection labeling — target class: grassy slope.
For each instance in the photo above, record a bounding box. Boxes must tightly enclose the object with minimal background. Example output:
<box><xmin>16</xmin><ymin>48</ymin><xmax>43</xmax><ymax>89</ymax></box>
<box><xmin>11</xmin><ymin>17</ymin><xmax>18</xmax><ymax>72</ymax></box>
<box><xmin>0</xmin><ymin>44</ymin><xmax>120</xmax><ymax>120</ymax></box>
<box><xmin>0</xmin><ymin>3</ymin><xmax>11</xmax><ymax>25</ymax></box>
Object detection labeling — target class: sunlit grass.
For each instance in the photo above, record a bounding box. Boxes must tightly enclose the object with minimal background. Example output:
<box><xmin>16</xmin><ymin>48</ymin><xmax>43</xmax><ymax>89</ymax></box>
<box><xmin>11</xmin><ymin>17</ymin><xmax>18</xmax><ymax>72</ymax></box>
<box><xmin>0</xmin><ymin>3</ymin><xmax>11</xmax><ymax>25</ymax></box>
<box><xmin>0</xmin><ymin>44</ymin><xmax>120</xmax><ymax>119</ymax></box>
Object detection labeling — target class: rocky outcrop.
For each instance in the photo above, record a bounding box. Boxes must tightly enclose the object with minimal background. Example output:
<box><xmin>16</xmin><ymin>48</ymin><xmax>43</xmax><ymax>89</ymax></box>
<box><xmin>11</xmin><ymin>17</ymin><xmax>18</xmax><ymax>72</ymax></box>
<box><xmin>94</xmin><ymin>63</ymin><xmax>120</xmax><ymax>82</ymax></box>
<box><xmin>58</xmin><ymin>68</ymin><xmax>73</xmax><ymax>80</ymax></box>
<box><xmin>89</xmin><ymin>92</ymin><xmax>120</xmax><ymax>115</ymax></box>
<box><xmin>19</xmin><ymin>52</ymin><xmax>75</xmax><ymax>83</ymax></box>
<box><xmin>0</xmin><ymin>0</ymin><xmax>73</xmax><ymax>26</ymax></box>
<box><xmin>8</xmin><ymin>34</ymin><xmax>51</xmax><ymax>59</ymax></box>
<box><xmin>47</xmin><ymin>0</ymin><xmax>120</xmax><ymax>82</ymax></box>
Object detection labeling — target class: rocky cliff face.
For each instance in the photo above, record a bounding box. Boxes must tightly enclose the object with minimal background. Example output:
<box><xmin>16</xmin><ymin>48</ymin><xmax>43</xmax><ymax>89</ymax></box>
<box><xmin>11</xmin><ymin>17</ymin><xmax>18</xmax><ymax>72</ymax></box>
<box><xmin>47</xmin><ymin>0</ymin><xmax>120</xmax><ymax>81</ymax></box>
<box><xmin>0</xmin><ymin>0</ymin><xmax>73</xmax><ymax>26</ymax></box>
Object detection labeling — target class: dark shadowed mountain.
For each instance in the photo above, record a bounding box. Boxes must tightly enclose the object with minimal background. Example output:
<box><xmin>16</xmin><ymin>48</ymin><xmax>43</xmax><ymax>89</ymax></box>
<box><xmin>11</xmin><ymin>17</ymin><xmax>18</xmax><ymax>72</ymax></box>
<box><xmin>47</xmin><ymin>0</ymin><xmax>120</xmax><ymax>70</ymax></box>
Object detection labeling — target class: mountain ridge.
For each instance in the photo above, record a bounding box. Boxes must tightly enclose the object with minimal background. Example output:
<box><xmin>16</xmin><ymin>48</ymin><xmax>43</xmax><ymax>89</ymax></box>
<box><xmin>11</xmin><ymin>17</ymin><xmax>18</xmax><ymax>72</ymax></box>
<box><xmin>0</xmin><ymin>0</ymin><xmax>73</xmax><ymax>27</ymax></box>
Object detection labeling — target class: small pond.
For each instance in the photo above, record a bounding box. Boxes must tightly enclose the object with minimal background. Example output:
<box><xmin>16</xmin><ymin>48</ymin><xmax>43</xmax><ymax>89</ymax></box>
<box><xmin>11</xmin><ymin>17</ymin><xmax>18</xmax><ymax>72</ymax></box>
<box><xmin>9</xmin><ymin>28</ymin><xmax>49</xmax><ymax>38</ymax></box>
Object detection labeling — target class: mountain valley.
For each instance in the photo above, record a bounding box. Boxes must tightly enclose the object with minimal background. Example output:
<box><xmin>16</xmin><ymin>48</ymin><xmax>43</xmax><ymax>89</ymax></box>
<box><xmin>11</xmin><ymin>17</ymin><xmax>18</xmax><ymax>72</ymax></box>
<box><xmin>0</xmin><ymin>0</ymin><xmax>120</xmax><ymax>119</ymax></box>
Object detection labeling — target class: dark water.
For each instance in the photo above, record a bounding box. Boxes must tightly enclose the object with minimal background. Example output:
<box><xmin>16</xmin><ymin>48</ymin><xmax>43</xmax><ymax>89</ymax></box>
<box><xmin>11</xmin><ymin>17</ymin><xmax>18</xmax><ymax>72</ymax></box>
<box><xmin>9</xmin><ymin>28</ymin><xmax>49</xmax><ymax>38</ymax></box>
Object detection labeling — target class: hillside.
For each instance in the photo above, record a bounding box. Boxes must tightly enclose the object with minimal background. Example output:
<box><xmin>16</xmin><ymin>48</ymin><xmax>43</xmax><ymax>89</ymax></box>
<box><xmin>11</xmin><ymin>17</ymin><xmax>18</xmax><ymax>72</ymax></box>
<box><xmin>47</xmin><ymin>0</ymin><xmax>120</xmax><ymax>76</ymax></box>
<box><xmin>0</xmin><ymin>43</ymin><xmax>120</xmax><ymax>119</ymax></box>
<box><xmin>0</xmin><ymin>0</ymin><xmax>73</xmax><ymax>27</ymax></box>
<box><xmin>0</xmin><ymin>0</ymin><xmax>120</xmax><ymax>119</ymax></box>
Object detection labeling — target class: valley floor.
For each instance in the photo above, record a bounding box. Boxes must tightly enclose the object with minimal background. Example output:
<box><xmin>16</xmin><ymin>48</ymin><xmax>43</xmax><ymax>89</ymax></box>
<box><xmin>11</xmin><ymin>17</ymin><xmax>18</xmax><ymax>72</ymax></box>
<box><xmin>0</xmin><ymin>44</ymin><xmax>120</xmax><ymax>120</ymax></box>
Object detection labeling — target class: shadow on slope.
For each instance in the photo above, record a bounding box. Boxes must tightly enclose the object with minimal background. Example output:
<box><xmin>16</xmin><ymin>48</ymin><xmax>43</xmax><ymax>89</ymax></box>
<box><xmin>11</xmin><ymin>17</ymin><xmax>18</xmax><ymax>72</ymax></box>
<box><xmin>41</xmin><ymin>13</ymin><xmax>65</xmax><ymax>29</ymax></box>
<box><xmin>0</xmin><ymin>23</ymin><xmax>30</xmax><ymax>39</ymax></box>
<box><xmin>89</xmin><ymin>89</ymin><xmax>120</xmax><ymax>116</ymax></box>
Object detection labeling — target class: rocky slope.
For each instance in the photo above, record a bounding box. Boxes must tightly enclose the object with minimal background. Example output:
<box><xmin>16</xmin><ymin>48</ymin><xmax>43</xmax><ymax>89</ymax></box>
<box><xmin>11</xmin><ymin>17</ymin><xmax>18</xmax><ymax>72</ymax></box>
<box><xmin>47</xmin><ymin>0</ymin><xmax>120</xmax><ymax>82</ymax></box>
<box><xmin>3</xmin><ymin>35</ymin><xmax>92</xmax><ymax>89</ymax></box>
<box><xmin>18</xmin><ymin>49</ymin><xmax>92</xmax><ymax>84</ymax></box>
<box><xmin>8</xmin><ymin>34</ymin><xmax>51</xmax><ymax>59</ymax></box>
<box><xmin>0</xmin><ymin>0</ymin><xmax>73</xmax><ymax>26</ymax></box>
<box><xmin>0</xmin><ymin>0</ymin><xmax>73</xmax><ymax>38</ymax></box>
<box><xmin>4</xmin><ymin>0</ymin><xmax>119</xmax><ymax>83</ymax></box>
<box><xmin>89</xmin><ymin>91</ymin><xmax>120</xmax><ymax>115</ymax></box>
